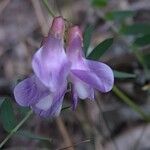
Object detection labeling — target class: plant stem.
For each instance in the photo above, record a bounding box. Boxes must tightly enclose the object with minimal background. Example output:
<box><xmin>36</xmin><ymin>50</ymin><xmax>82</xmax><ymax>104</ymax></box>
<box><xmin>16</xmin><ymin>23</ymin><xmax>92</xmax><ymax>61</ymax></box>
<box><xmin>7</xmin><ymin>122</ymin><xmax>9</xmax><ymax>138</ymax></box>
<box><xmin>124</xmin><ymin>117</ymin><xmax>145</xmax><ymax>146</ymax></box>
<box><xmin>42</xmin><ymin>0</ymin><xmax>55</xmax><ymax>17</ymax></box>
<box><xmin>95</xmin><ymin>96</ymin><xmax>119</xmax><ymax>150</ymax></box>
<box><xmin>132</xmin><ymin>45</ymin><xmax>149</xmax><ymax>78</ymax></box>
<box><xmin>0</xmin><ymin>110</ymin><xmax>33</xmax><ymax>148</ymax></box>
<box><xmin>112</xmin><ymin>85</ymin><xmax>149</xmax><ymax>122</ymax></box>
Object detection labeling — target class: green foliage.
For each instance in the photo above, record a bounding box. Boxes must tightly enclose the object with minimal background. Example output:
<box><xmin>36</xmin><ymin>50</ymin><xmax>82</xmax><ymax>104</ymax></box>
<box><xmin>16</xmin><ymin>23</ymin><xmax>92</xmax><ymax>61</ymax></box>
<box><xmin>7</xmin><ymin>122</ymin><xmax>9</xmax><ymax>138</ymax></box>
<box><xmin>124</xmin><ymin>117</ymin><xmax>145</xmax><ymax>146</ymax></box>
<box><xmin>120</xmin><ymin>23</ymin><xmax>150</xmax><ymax>35</ymax></box>
<box><xmin>87</xmin><ymin>38</ymin><xmax>113</xmax><ymax>60</ymax></box>
<box><xmin>106</xmin><ymin>10</ymin><xmax>135</xmax><ymax>21</ymax></box>
<box><xmin>92</xmin><ymin>0</ymin><xmax>108</xmax><ymax>7</ymax></box>
<box><xmin>0</xmin><ymin>99</ymin><xmax>17</xmax><ymax>132</ymax></box>
<box><xmin>0</xmin><ymin>110</ymin><xmax>33</xmax><ymax>148</ymax></box>
<box><xmin>17</xmin><ymin>130</ymin><xmax>51</xmax><ymax>143</ymax></box>
<box><xmin>61</xmin><ymin>106</ymin><xmax>71</xmax><ymax>111</ymax></box>
<box><xmin>113</xmin><ymin>70</ymin><xmax>136</xmax><ymax>79</ymax></box>
<box><xmin>0</xmin><ymin>99</ymin><xmax>4</xmax><ymax>108</ymax></box>
<box><xmin>143</xmin><ymin>53</ymin><xmax>150</xmax><ymax>69</ymax></box>
<box><xmin>18</xmin><ymin>106</ymin><xmax>30</xmax><ymax>117</ymax></box>
<box><xmin>134</xmin><ymin>34</ymin><xmax>150</xmax><ymax>47</ymax></box>
<box><xmin>83</xmin><ymin>25</ymin><xmax>94</xmax><ymax>55</ymax></box>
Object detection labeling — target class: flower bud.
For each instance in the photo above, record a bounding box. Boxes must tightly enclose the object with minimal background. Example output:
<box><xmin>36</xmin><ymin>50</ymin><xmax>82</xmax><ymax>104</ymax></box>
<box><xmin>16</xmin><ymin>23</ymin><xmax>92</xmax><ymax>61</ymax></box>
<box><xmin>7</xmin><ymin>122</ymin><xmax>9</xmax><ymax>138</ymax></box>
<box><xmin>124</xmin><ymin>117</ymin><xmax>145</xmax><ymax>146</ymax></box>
<box><xmin>67</xmin><ymin>26</ymin><xmax>83</xmax><ymax>44</ymax></box>
<box><xmin>50</xmin><ymin>16</ymin><xmax>65</xmax><ymax>38</ymax></box>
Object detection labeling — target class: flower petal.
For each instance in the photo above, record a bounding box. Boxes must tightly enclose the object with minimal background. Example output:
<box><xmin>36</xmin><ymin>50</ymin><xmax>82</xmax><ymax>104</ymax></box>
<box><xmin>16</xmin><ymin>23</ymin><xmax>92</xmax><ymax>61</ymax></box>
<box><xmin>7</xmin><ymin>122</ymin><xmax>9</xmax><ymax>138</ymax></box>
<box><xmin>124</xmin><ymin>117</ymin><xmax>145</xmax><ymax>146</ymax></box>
<box><xmin>71</xmin><ymin>84</ymin><xmax>94</xmax><ymax>110</ymax></box>
<box><xmin>70</xmin><ymin>74</ymin><xmax>94</xmax><ymax>109</ymax></box>
<box><xmin>35</xmin><ymin>95</ymin><xmax>53</xmax><ymax>111</ymax></box>
<box><xmin>66</xmin><ymin>26</ymin><xmax>88</xmax><ymax>71</ymax></box>
<box><xmin>67</xmin><ymin>26</ymin><xmax>114</xmax><ymax>93</ymax></box>
<box><xmin>71</xmin><ymin>60</ymin><xmax>114</xmax><ymax>92</ymax></box>
<box><xmin>32</xmin><ymin>17</ymin><xmax>70</xmax><ymax>91</ymax></box>
<box><xmin>32</xmin><ymin>81</ymin><xmax>67</xmax><ymax>117</ymax></box>
<box><xmin>32</xmin><ymin>95</ymin><xmax>64</xmax><ymax>117</ymax></box>
<box><xmin>87</xmin><ymin>60</ymin><xmax>114</xmax><ymax>92</ymax></box>
<box><xmin>32</xmin><ymin>36</ymin><xmax>70</xmax><ymax>91</ymax></box>
<box><xmin>14</xmin><ymin>75</ymin><xmax>50</xmax><ymax>106</ymax></box>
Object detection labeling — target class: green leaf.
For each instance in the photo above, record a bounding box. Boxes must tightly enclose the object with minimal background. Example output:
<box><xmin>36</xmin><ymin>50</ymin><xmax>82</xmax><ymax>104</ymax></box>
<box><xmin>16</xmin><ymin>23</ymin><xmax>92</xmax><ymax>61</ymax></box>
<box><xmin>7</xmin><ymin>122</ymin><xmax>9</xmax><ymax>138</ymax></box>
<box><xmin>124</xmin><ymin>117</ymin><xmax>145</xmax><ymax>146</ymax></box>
<box><xmin>120</xmin><ymin>23</ymin><xmax>150</xmax><ymax>35</ymax></box>
<box><xmin>0</xmin><ymin>99</ymin><xmax>17</xmax><ymax>132</ymax></box>
<box><xmin>113</xmin><ymin>70</ymin><xmax>136</xmax><ymax>79</ymax></box>
<box><xmin>61</xmin><ymin>106</ymin><xmax>70</xmax><ymax>111</ymax></box>
<box><xmin>134</xmin><ymin>34</ymin><xmax>150</xmax><ymax>46</ymax></box>
<box><xmin>83</xmin><ymin>25</ymin><xmax>94</xmax><ymax>55</ymax></box>
<box><xmin>17</xmin><ymin>130</ymin><xmax>51</xmax><ymax>143</ymax></box>
<box><xmin>0</xmin><ymin>99</ymin><xmax>4</xmax><ymax>108</ymax></box>
<box><xmin>87</xmin><ymin>38</ymin><xmax>113</xmax><ymax>60</ymax></box>
<box><xmin>143</xmin><ymin>53</ymin><xmax>150</xmax><ymax>69</ymax></box>
<box><xmin>106</xmin><ymin>10</ymin><xmax>135</xmax><ymax>21</ymax></box>
<box><xmin>92</xmin><ymin>0</ymin><xmax>107</xmax><ymax>7</ymax></box>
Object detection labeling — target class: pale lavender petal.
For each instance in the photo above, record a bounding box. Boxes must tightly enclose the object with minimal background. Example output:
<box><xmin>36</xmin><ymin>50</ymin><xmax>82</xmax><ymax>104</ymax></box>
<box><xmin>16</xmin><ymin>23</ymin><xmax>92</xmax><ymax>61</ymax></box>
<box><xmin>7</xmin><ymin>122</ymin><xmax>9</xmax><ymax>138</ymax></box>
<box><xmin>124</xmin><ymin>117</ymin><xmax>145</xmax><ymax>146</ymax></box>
<box><xmin>32</xmin><ymin>82</ymin><xmax>67</xmax><ymax>117</ymax></box>
<box><xmin>71</xmin><ymin>60</ymin><xmax>114</xmax><ymax>92</ymax></box>
<box><xmin>71</xmin><ymin>84</ymin><xmax>94</xmax><ymax>110</ymax></box>
<box><xmin>87</xmin><ymin>60</ymin><xmax>114</xmax><ymax>92</ymax></box>
<box><xmin>70</xmin><ymin>74</ymin><xmax>94</xmax><ymax>109</ymax></box>
<box><xmin>32</xmin><ymin>17</ymin><xmax>70</xmax><ymax>91</ymax></box>
<box><xmin>66</xmin><ymin>26</ymin><xmax>83</xmax><ymax>56</ymax></box>
<box><xmin>66</xmin><ymin>26</ymin><xmax>88</xmax><ymax>71</ymax></box>
<box><xmin>14</xmin><ymin>75</ymin><xmax>50</xmax><ymax>106</ymax></box>
<box><xmin>32</xmin><ymin>96</ymin><xmax>64</xmax><ymax>117</ymax></box>
<box><xmin>32</xmin><ymin>36</ymin><xmax>70</xmax><ymax>91</ymax></box>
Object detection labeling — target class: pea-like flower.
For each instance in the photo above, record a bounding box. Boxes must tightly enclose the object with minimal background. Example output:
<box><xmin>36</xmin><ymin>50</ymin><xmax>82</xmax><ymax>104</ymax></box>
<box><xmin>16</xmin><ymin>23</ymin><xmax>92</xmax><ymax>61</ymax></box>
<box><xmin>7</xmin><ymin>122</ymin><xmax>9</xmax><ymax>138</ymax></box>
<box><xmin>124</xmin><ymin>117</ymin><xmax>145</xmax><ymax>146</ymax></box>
<box><xmin>66</xmin><ymin>27</ymin><xmax>114</xmax><ymax>109</ymax></box>
<box><xmin>14</xmin><ymin>17</ymin><xmax>70</xmax><ymax>117</ymax></box>
<box><xmin>14</xmin><ymin>17</ymin><xmax>114</xmax><ymax>117</ymax></box>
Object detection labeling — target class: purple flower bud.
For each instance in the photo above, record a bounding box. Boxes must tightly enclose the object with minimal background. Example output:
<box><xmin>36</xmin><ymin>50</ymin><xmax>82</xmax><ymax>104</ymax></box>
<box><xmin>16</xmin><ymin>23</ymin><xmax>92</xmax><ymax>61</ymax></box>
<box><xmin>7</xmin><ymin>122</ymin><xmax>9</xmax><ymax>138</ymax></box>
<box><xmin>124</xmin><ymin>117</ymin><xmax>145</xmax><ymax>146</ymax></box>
<box><xmin>50</xmin><ymin>16</ymin><xmax>65</xmax><ymax>39</ymax></box>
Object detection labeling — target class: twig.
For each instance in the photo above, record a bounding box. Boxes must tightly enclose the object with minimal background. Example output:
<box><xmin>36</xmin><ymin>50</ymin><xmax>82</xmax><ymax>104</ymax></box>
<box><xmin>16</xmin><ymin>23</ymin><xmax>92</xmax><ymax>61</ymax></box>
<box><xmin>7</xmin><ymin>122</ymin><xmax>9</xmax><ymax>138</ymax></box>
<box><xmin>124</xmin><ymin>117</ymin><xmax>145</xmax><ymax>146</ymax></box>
<box><xmin>0</xmin><ymin>110</ymin><xmax>33</xmax><ymax>148</ymax></box>
<box><xmin>112</xmin><ymin>85</ymin><xmax>149</xmax><ymax>122</ymax></box>
<box><xmin>56</xmin><ymin>117</ymin><xmax>74</xmax><ymax>150</ymax></box>
<box><xmin>57</xmin><ymin>139</ymin><xmax>91</xmax><ymax>150</ymax></box>
<box><xmin>42</xmin><ymin>0</ymin><xmax>55</xmax><ymax>17</ymax></box>
<box><xmin>0</xmin><ymin>0</ymin><xmax>10</xmax><ymax>15</ymax></box>
<box><xmin>31</xmin><ymin>0</ymin><xmax>49</xmax><ymax>35</ymax></box>
<box><xmin>132</xmin><ymin>124</ymin><xmax>147</xmax><ymax>150</ymax></box>
<box><xmin>54</xmin><ymin>0</ymin><xmax>62</xmax><ymax>16</ymax></box>
<box><xmin>95</xmin><ymin>94</ymin><xmax>119</xmax><ymax>150</ymax></box>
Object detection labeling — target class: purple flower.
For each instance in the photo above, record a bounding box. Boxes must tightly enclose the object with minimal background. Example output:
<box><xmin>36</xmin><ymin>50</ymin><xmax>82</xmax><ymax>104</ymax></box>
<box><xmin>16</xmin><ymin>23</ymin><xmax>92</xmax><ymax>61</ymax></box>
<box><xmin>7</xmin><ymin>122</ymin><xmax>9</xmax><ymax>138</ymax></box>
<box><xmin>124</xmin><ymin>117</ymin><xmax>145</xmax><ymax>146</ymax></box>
<box><xmin>66</xmin><ymin>27</ymin><xmax>114</xmax><ymax>109</ymax></box>
<box><xmin>14</xmin><ymin>17</ymin><xmax>70</xmax><ymax>117</ymax></box>
<box><xmin>14</xmin><ymin>17</ymin><xmax>114</xmax><ymax>118</ymax></box>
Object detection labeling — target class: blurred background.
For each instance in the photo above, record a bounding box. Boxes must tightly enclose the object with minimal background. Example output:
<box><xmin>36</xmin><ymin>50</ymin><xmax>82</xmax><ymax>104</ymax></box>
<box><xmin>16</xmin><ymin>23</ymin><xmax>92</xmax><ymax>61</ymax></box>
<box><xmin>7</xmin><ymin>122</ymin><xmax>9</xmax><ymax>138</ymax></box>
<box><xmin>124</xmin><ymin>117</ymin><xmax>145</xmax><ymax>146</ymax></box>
<box><xmin>0</xmin><ymin>0</ymin><xmax>150</xmax><ymax>149</ymax></box>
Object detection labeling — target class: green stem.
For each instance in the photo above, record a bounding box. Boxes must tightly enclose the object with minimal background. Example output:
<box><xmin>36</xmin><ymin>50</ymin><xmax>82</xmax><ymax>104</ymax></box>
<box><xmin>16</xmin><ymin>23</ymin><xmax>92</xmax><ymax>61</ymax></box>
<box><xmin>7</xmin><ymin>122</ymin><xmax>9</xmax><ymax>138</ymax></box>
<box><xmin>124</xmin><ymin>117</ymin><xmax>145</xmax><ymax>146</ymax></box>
<box><xmin>112</xmin><ymin>85</ymin><xmax>149</xmax><ymax>122</ymax></box>
<box><xmin>132</xmin><ymin>45</ymin><xmax>149</xmax><ymax>78</ymax></box>
<box><xmin>0</xmin><ymin>110</ymin><xmax>33</xmax><ymax>148</ymax></box>
<box><xmin>42</xmin><ymin>0</ymin><xmax>55</xmax><ymax>17</ymax></box>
